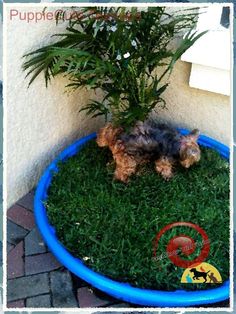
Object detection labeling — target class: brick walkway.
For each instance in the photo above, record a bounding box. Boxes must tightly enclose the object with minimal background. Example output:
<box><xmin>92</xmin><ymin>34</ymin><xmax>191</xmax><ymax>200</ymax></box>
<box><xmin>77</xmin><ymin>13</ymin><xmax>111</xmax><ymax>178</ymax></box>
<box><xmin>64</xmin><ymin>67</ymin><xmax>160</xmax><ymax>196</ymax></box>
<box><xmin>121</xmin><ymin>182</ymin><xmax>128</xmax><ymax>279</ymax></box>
<box><xmin>7</xmin><ymin>190</ymin><xmax>133</xmax><ymax>308</ymax></box>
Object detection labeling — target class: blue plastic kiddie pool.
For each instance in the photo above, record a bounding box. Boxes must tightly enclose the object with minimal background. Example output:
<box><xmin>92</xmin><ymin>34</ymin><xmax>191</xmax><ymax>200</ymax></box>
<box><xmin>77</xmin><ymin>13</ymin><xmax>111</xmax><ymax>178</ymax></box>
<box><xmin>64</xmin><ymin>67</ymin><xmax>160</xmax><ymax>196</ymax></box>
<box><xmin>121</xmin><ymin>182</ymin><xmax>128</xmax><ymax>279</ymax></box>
<box><xmin>34</xmin><ymin>129</ymin><xmax>230</xmax><ymax>307</ymax></box>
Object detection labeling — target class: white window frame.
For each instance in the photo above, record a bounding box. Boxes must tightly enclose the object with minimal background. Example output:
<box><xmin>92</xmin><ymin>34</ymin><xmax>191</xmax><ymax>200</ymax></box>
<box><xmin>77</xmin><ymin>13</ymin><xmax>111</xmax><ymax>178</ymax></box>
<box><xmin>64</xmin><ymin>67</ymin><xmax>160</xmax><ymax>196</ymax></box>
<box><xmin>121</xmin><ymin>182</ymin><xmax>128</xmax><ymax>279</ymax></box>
<box><xmin>181</xmin><ymin>4</ymin><xmax>231</xmax><ymax>96</ymax></box>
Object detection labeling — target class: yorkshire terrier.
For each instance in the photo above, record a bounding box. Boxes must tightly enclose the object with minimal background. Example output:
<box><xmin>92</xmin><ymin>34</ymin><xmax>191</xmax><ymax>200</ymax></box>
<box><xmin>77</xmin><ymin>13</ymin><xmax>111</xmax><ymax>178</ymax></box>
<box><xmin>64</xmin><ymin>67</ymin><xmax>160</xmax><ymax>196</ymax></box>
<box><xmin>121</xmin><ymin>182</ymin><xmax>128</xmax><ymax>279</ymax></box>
<box><xmin>96</xmin><ymin>121</ymin><xmax>201</xmax><ymax>183</ymax></box>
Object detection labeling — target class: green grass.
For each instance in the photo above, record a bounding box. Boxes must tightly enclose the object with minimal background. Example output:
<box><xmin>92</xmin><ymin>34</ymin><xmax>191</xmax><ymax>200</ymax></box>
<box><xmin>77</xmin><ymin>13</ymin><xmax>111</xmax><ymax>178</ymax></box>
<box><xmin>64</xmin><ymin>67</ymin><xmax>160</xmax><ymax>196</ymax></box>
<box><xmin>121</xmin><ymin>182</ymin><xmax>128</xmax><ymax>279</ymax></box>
<box><xmin>46</xmin><ymin>140</ymin><xmax>229</xmax><ymax>291</ymax></box>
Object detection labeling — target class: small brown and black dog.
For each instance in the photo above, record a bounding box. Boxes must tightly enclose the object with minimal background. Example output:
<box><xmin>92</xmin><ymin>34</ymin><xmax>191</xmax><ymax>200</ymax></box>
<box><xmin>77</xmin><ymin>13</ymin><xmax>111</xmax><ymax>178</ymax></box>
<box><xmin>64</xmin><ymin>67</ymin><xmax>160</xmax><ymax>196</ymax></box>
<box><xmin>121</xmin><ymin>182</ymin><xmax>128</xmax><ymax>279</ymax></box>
<box><xmin>96</xmin><ymin>121</ymin><xmax>201</xmax><ymax>183</ymax></box>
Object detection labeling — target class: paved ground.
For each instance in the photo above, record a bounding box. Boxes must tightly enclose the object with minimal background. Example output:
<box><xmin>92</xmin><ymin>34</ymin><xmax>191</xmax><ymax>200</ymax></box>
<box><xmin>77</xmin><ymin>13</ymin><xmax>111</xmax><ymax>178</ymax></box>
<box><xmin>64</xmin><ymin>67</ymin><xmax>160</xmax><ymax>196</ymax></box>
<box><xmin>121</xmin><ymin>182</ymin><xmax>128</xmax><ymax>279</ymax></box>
<box><xmin>7</xmin><ymin>190</ymin><xmax>133</xmax><ymax>308</ymax></box>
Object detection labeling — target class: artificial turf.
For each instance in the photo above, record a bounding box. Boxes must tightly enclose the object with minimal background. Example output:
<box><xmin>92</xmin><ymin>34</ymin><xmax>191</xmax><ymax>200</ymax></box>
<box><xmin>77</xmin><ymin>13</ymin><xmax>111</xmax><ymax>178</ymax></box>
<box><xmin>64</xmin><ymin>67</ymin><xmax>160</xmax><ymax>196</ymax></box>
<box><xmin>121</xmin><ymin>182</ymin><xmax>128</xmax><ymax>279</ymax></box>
<box><xmin>46</xmin><ymin>140</ymin><xmax>229</xmax><ymax>291</ymax></box>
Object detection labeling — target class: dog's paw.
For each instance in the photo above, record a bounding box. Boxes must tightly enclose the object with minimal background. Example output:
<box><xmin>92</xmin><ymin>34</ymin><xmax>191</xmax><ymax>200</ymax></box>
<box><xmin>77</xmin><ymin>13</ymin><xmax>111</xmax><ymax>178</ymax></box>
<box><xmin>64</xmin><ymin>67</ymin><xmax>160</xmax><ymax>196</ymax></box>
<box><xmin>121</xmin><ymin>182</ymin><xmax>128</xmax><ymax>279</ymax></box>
<box><xmin>155</xmin><ymin>157</ymin><xmax>174</xmax><ymax>181</ymax></box>
<box><xmin>162</xmin><ymin>172</ymin><xmax>173</xmax><ymax>181</ymax></box>
<box><xmin>113</xmin><ymin>172</ymin><xmax>130</xmax><ymax>184</ymax></box>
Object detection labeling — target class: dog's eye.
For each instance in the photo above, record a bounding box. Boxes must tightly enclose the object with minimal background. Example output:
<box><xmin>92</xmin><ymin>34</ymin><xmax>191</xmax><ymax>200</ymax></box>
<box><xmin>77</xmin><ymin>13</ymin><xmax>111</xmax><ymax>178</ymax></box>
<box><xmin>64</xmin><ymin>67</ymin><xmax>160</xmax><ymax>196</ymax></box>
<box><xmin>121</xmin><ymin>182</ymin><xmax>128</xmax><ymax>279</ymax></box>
<box><xmin>189</xmin><ymin>148</ymin><xmax>198</xmax><ymax>155</ymax></box>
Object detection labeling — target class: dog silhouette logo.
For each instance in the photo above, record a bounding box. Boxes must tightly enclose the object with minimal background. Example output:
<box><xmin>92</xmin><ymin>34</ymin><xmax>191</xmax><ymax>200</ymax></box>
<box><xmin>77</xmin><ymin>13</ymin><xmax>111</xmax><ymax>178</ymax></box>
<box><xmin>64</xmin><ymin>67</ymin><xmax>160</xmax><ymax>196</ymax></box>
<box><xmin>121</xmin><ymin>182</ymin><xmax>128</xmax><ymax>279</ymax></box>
<box><xmin>181</xmin><ymin>262</ymin><xmax>222</xmax><ymax>284</ymax></box>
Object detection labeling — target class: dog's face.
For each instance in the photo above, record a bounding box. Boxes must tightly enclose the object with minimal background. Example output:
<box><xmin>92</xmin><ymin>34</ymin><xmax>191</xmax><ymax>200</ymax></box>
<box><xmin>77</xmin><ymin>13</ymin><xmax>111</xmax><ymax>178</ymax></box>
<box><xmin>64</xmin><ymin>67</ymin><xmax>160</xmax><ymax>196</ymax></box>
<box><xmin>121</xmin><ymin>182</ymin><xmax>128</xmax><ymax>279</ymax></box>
<box><xmin>179</xmin><ymin>129</ymin><xmax>201</xmax><ymax>168</ymax></box>
<box><xmin>96</xmin><ymin>123</ymin><xmax>123</xmax><ymax>148</ymax></box>
<box><xmin>190</xmin><ymin>268</ymin><xmax>196</xmax><ymax>273</ymax></box>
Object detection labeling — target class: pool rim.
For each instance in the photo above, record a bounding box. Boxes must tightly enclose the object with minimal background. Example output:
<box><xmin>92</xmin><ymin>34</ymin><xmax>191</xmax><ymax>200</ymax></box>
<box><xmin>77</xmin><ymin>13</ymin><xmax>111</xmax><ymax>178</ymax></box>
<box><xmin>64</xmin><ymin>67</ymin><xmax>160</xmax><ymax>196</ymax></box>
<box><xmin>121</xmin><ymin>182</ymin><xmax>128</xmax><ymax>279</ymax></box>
<box><xmin>34</xmin><ymin>129</ymin><xmax>230</xmax><ymax>307</ymax></box>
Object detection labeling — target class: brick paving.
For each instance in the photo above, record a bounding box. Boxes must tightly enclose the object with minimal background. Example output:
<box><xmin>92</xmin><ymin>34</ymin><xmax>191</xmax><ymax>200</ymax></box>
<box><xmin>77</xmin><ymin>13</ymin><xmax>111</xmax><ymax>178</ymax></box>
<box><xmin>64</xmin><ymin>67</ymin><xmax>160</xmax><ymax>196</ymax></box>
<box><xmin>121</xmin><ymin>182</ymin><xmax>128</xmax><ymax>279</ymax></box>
<box><xmin>77</xmin><ymin>287</ymin><xmax>117</xmax><ymax>308</ymax></box>
<box><xmin>7</xmin><ymin>204</ymin><xmax>35</xmax><ymax>230</ymax></box>
<box><xmin>6</xmin><ymin>190</ymin><xmax>133</xmax><ymax>308</ymax></box>
<box><xmin>7</xmin><ymin>241</ymin><xmax>24</xmax><ymax>279</ymax></box>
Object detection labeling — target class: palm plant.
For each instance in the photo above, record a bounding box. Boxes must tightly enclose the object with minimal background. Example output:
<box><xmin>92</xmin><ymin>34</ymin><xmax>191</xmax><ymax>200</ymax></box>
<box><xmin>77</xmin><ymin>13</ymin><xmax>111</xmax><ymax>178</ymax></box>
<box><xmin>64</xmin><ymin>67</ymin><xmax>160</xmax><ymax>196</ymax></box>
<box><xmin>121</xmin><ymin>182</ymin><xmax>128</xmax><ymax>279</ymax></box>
<box><xmin>23</xmin><ymin>6</ymin><xmax>207</xmax><ymax>128</ymax></box>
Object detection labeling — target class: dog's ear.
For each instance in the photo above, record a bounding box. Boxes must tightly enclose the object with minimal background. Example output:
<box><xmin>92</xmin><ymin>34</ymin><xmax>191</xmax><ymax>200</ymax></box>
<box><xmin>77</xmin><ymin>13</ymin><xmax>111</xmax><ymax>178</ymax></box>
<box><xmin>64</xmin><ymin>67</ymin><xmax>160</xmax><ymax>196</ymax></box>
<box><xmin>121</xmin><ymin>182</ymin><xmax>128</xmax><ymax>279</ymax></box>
<box><xmin>96</xmin><ymin>123</ymin><xmax>112</xmax><ymax>147</ymax></box>
<box><xmin>186</xmin><ymin>129</ymin><xmax>200</xmax><ymax>142</ymax></box>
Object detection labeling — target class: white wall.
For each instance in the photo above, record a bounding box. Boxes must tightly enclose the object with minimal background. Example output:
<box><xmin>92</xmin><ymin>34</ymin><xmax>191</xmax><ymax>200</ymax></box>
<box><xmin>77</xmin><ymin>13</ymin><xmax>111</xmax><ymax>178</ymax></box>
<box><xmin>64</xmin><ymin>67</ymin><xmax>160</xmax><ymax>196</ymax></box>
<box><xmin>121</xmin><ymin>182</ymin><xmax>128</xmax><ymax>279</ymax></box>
<box><xmin>5</xmin><ymin>7</ymin><xmax>105</xmax><ymax>207</ymax></box>
<box><xmin>154</xmin><ymin>60</ymin><xmax>231</xmax><ymax>144</ymax></box>
<box><xmin>5</xmin><ymin>6</ymin><xmax>231</xmax><ymax>207</ymax></box>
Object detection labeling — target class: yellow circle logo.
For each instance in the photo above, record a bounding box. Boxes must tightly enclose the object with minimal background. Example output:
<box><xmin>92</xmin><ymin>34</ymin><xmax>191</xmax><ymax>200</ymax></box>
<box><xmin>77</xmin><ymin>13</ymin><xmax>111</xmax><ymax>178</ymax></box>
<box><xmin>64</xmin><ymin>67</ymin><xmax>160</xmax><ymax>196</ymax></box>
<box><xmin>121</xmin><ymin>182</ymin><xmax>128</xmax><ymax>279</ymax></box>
<box><xmin>181</xmin><ymin>262</ymin><xmax>222</xmax><ymax>284</ymax></box>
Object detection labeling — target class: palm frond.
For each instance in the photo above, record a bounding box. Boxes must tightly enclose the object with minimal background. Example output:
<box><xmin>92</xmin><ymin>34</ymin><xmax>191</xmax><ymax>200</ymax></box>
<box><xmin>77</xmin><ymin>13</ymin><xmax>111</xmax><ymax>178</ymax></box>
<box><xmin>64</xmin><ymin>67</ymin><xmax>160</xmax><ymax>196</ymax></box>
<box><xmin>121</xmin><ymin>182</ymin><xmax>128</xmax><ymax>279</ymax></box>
<box><xmin>23</xmin><ymin>6</ymin><xmax>207</xmax><ymax>127</ymax></box>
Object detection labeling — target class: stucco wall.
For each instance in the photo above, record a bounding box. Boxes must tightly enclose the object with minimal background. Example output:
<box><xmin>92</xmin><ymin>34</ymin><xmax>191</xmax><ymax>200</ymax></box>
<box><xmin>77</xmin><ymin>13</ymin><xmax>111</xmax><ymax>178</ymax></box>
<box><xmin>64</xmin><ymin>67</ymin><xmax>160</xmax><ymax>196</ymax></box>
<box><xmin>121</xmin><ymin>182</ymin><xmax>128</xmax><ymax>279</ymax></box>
<box><xmin>5</xmin><ymin>6</ymin><xmax>231</xmax><ymax>208</ymax></box>
<box><xmin>5</xmin><ymin>7</ymin><xmax>105</xmax><ymax>207</ymax></box>
<box><xmin>153</xmin><ymin>60</ymin><xmax>230</xmax><ymax>144</ymax></box>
